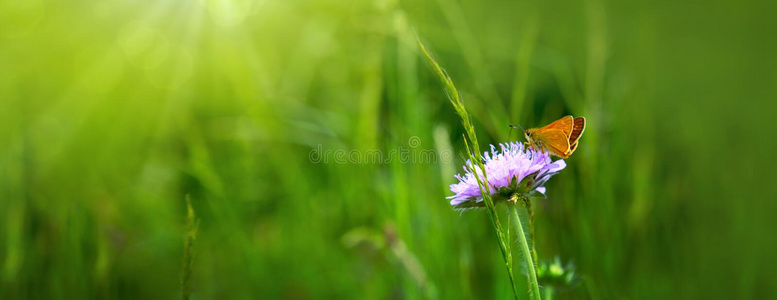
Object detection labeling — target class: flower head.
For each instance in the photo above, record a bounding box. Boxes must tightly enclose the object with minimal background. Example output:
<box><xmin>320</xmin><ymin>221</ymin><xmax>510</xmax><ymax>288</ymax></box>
<box><xmin>448</xmin><ymin>141</ymin><xmax>566</xmax><ymax>209</ymax></box>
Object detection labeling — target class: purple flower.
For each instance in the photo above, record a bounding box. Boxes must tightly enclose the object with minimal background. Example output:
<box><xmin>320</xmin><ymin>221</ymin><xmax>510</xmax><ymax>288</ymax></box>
<box><xmin>448</xmin><ymin>141</ymin><xmax>566</xmax><ymax>209</ymax></box>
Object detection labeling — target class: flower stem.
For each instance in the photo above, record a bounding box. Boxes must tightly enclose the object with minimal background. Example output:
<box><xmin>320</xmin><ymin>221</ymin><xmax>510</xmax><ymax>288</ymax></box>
<box><xmin>508</xmin><ymin>202</ymin><xmax>541</xmax><ymax>300</ymax></box>
<box><xmin>524</xmin><ymin>198</ymin><xmax>539</xmax><ymax>276</ymax></box>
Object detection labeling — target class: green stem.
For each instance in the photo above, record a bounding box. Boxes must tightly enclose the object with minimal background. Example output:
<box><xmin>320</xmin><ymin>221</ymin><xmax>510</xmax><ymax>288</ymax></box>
<box><xmin>508</xmin><ymin>201</ymin><xmax>541</xmax><ymax>300</ymax></box>
<box><xmin>523</xmin><ymin>197</ymin><xmax>538</xmax><ymax>277</ymax></box>
<box><xmin>181</xmin><ymin>196</ymin><xmax>199</xmax><ymax>300</ymax></box>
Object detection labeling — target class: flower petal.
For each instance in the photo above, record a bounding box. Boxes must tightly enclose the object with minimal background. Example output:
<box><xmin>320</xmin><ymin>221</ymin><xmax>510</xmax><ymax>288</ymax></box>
<box><xmin>535</xmin><ymin>186</ymin><xmax>546</xmax><ymax>195</ymax></box>
<box><xmin>449</xmin><ymin>198</ymin><xmax>466</xmax><ymax>205</ymax></box>
<box><xmin>541</xmin><ymin>159</ymin><xmax>566</xmax><ymax>174</ymax></box>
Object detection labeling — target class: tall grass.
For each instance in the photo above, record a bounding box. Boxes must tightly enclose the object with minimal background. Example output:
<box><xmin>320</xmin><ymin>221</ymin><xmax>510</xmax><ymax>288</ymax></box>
<box><xmin>180</xmin><ymin>196</ymin><xmax>199</xmax><ymax>300</ymax></box>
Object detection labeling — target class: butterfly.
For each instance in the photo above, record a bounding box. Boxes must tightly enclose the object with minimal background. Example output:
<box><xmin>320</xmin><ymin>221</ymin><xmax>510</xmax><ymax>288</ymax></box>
<box><xmin>512</xmin><ymin>116</ymin><xmax>586</xmax><ymax>159</ymax></box>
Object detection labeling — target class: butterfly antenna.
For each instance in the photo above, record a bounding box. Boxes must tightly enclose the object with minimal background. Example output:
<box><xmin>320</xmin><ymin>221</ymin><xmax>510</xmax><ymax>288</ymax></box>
<box><xmin>508</xmin><ymin>124</ymin><xmax>526</xmax><ymax>141</ymax></box>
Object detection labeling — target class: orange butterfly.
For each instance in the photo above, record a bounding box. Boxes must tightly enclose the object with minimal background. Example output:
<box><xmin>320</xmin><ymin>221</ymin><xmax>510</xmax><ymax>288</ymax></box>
<box><xmin>514</xmin><ymin>116</ymin><xmax>585</xmax><ymax>159</ymax></box>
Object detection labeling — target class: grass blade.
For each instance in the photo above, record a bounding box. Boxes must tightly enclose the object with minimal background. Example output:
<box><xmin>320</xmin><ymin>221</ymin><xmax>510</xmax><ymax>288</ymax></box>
<box><xmin>418</xmin><ymin>37</ymin><xmax>519</xmax><ymax>299</ymax></box>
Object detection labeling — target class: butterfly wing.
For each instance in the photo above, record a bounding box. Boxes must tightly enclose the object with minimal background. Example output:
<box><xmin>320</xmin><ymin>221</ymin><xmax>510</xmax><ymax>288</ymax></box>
<box><xmin>567</xmin><ymin>117</ymin><xmax>585</xmax><ymax>154</ymax></box>
<box><xmin>536</xmin><ymin>129</ymin><xmax>571</xmax><ymax>158</ymax></box>
<box><xmin>540</xmin><ymin>115</ymin><xmax>574</xmax><ymax>137</ymax></box>
<box><xmin>569</xmin><ymin>117</ymin><xmax>585</xmax><ymax>144</ymax></box>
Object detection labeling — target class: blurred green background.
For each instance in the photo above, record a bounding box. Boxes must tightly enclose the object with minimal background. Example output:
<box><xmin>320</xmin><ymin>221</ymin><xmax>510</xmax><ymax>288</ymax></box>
<box><xmin>1</xmin><ymin>0</ymin><xmax>776</xmax><ymax>298</ymax></box>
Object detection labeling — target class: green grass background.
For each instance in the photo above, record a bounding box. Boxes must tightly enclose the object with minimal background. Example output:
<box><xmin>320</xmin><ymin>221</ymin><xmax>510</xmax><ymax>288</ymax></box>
<box><xmin>1</xmin><ymin>0</ymin><xmax>776</xmax><ymax>298</ymax></box>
